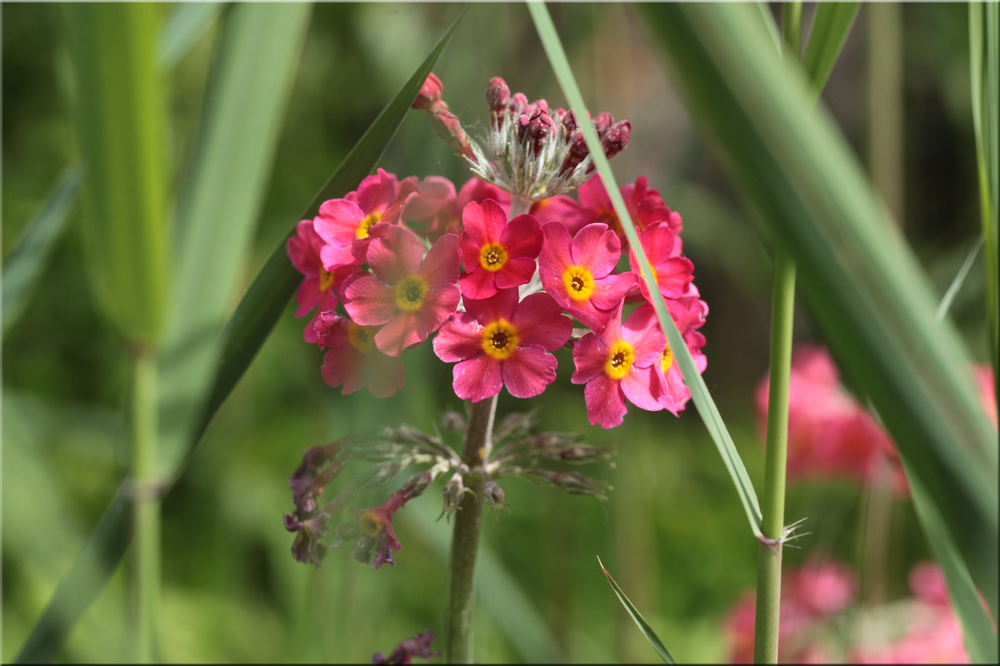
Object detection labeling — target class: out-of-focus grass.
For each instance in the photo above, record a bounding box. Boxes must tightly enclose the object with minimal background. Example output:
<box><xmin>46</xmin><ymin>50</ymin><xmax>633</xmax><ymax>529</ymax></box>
<box><xmin>2</xmin><ymin>3</ymin><xmax>989</xmax><ymax>663</ymax></box>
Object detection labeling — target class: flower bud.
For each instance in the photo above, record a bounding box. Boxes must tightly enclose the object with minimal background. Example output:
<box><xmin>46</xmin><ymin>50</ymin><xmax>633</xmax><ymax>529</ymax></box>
<box><xmin>440</xmin><ymin>471</ymin><xmax>466</xmax><ymax>519</ymax></box>
<box><xmin>592</xmin><ymin>112</ymin><xmax>613</xmax><ymax>136</ymax></box>
<box><xmin>413</xmin><ymin>72</ymin><xmax>445</xmax><ymax>111</ymax></box>
<box><xmin>484</xmin><ymin>478</ymin><xmax>507</xmax><ymax>512</ymax></box>
<box><xmin>510</xmin><ymin>92</ymin><xmax>528</xmax><ymax>112</ymax></box>
<box><xmin>486</xmin><ymin>77</ymin><xmax>510</xmax><ymax>114</ymax></box>
<box><xmin>601</xmin><ymin>120</ymin><xmax>631</xmax><ymax>160</ymax></box>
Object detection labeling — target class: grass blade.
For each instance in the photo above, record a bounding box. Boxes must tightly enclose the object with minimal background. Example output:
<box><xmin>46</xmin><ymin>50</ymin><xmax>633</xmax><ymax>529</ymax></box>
<box><xmin>159</xmin><ymin>2</ymin><xmax>222</xmax><ymax>68</ymax></box>
<box><xmin>597</xmin><ymin>557</ymin><xmax>676</xmax><ymax>664</ymax></box>
<box><xmin>2</xmin><ymin>166</ymin><xmax>82</xmax><ymax>338</ymax></box>
<box><xmin>63</xmin><ymin>2</ymin><xmax>169</xmax><ymax>348</ymax></box>
<box><xmin>528</xmin><ymin>0</ymin><xmax>765</xmax><ymax>538</ymax></box>
<box><xmin>639</xmin><ymin>0</ymin><xmax>997</xmax><ymax>627</ymax></box>
<box><xmin>755</xmin><ymin>2</ymin><xmax>781</xmax><ymax>52</ymax></box>
<box><xmin>802</xmin><ymin>2</ymin><xmax>860</xmax><ymax>96</ymax></box>
<box><xmin>936</xmin><ymin>237</ymin><xmax>984</xmax><ymax>323</ymax></box>
<box><xmin>157</xmin><ymin>1</ymin><xmax>311</xmax><ymax>474</ymax></box>
<box><xmin>12</xmin><ymin>13</ymin><xmax>467</xmax><ymax>662</ymax></box>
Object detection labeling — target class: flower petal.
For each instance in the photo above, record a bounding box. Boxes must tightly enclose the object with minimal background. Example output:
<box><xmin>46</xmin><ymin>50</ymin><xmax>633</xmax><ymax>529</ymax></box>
<box><xmin>620</xmin><ymin>365</ymin><xmax>665</xmax><ymax>412</ymax></box>
<box><xmin>464</xmin><ymin>288</ymin><xmax>518</xmax><ymax>326</ymax></box>
<box><xmin>344</xmin><ymin>277</ymin><xmax>396</xmax><ymax>326</ymax></box>
<box><xmin>458</xmin><ymin>266</ymin><xmax>498</xmax><ymax>300</ymax></box>
<box><xmin>502</xmin><ymin>346</ymin><xmax>557</xmax><ymax>398</ymax></box>
<box><xmin>571</xmin><ymin>332</ymin><xmax>609</xmax><ymax>384</ymax></box>
<box><xmin>539</xmin><ymin>221</ymin><xmax>573</xmax><ymax>277</ymax></box>
<box><xmin>374</xmin><ymin>312</ymin><xmax>420</xmax><ymax>356</ymax></box>
<box><xmin>452</xmin><ymin>353</ymin><xmax>502</xmax><ymax>402</ymax></box>
<box><xmin>584</xmin><ymin>374</ymin><xmax>627</xmax><ymax>428</ymax></box>
<box><xmin>419</xmin><ymin>233</ymin><xmax>461</xmax><ymax>288</ymax></box>
<box><xmin>433</xmin><ymin>313</ymin><xmax>483</xmax><ymax>362</ymax></box>
<box><xmin>501</xmin><ymin>214</ymin><xmax>543</xmax><ymax>259</ymax></box>
<box><xmin>367</xmin><ymin>223</ymin><xmax>425</xmax><ymax>284</ymax></box>
<box><xmin>510</xmin><ymin>292</ymin><xmax>572</xmax><ymax>351</ymax></box>
<box><xmin>571</xmin><ymin>223</ymin><xmax>620</xmax><ymax>278</ymax></box>
<box><xmin>494</xmin><ymin>256</ymin><xmax>537</xmax><ymax>290</ymax></box>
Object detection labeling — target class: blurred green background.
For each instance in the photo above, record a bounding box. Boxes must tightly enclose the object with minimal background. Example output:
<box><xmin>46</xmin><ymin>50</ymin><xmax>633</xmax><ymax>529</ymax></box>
<box><xmin>2</xmin><ymin>3</ymin><xmax>990</xmax><ymax>662</ymax></box>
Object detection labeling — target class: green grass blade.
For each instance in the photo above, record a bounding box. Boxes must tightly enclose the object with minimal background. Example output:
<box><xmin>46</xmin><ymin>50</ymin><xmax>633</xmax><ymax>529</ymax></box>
<box><xmin>528</xmin><ymin>0</ymin><xmax>764</xmax><ymax>538</ymax></box>
<box><xmin>63</xmin><ymin>3</ymin><xmax>170</xmax><ymax>348</ymax></box>
<box><xmin>936</xmin><ymin>237</ymin><xmax>984</xmax><ymax>323</ymax></box>
<box><xmin>2</xmin><ymin>166</ymin><xmax>82</xmax><ymax>338</ymax></box>
<box><xmin>12</xmin><ymin>13</ymin><xmax>466</xmax><ymax>662</ymax></box>
<box><xmin>159</xmin><ymin>2</ymin><xmax>222</xmax><ymax>68</ymax></box>
<box><xmin>802</xmin><ymin>2</ymin><xmax>860</xmax><ymax>96</ymax></box>
<box><xmin>157</xmin><ymin>1</ymin><xmax>311</xmax><ymax>474</ymax></box>
<box><xmin>639</xmin><ymin>0</ymin><xmax>997</xmax><ymax>625</ymax></box>
<box><xmin>755</xmin><ymin>2</ymin><xmax>781</xmax><ymax>52</ymax></box>
<box><xmin>905</xmin><ymin>461</ymin><xmax>998</xmax><ymax>663</ymax></box>
<box><xmin>597</xmin><ymin>557</ymin><xmax>676</xmax><ymax>664</ymax></box>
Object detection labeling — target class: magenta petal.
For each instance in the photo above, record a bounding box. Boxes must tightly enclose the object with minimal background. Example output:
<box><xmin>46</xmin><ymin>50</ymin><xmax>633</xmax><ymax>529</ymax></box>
<box><xmin>623</xmin><ymin>305</ymin><xmax>666</xmax><ymax>367</ymax></box>
<box><xmin>459</xmin><ymin>232</ymin><xmax>484</xmax><ymax>273</ymax></box>
<box><xmin>659</xmin><ymin>363</ymin><xmax>690</xmax><ymax>416</ymax></box>
<box><xmin>459</xmin><ymin>201</ymin><xmax>489</xmax><ymax>246</ymax></box>
<box><xmin>367</xmin><ymin>224</ymin><xmax>425</xmax><ymax>284</ymax></box>
<box><xmin>584</xmin><ymin>375</ymin><xmax>627</xmax><ymax>428</ymax></box>
<box><xmin>374</xmin><ymin>312</ymin><xmax>420</xmax><ymax>356</ymax></box>
<box><xmin>344</xmin><ymin>277</ymin><xmax>396</xmax><ymax>326</ymax></box>
<box><xmin>295</xmin><ymin>277</ymin><xmax>321</xmax><ymax>317</ymax></box>
<box><xmin>459</xmin><ymin>267</ymin><xmax>498</xmax><ymax>300</ymax></box>
<box><xmin>433</xmin><ymin>313</ymin><xmax>483</xmax><ymax>362</ymax></box>
<box><xmin>620</xmin><ymin>365</ymin><xmax>665</xmax><ymax>412</ymax></box>
<box><xmin>464</xmin><ymin>288</ymin><xmax>518</xmax><ymax>327</ymax></box>
<box><xmin>417</xmin><ymin>283</ymin><xmax>461</xmax><ymax>336</ymax></box>
<box><xmin>590</xmin><ymin>272</ymin><xmax>638</xmax><ymax>310</ymax></box>
<box><xmin>501</xmin><ymin>214</ymin><xmax>543</xmax><ymax>259</ymax></box>
<box><xmin>510</xmin><ymin>293</ymin><xmax>572</xmax><ymax>351</ymax></box>
<box><xmin>452</xmin><ymin>354</ymin><xmax>503</xmax><ymax>402</ymax></box>
<box><xmin>565</xmin><ymin>301</ymin><xmax>607</xmax><ymax>333</ymax></box>
<box><xmin>653</xmin><ymin>257</ymin><xmax>695</xmax><ymax>299</ymax></box>
<box><xmin>494</xmin><ymin>256</ymin><xmax>537</xmax><ymax>289</ymax></box>
<box><xmin>502</xmin><ymin>346</ymin><xmax>557</xmax><ymax>398</ymax></box>
<box><xmin>322</xmin><ymin>341</ymin><xmax>361</xmax><ymax>392</ymax></box>
<box><xmin>539</xmin><ymin>222</ymin><xmax>574</xmax><ymax>276</ymax></box>
<box><xmin>540</xmin><ymin>270</ymin><xmax>571</xmax><ymax>309</ymax></box>
<box><xmin>571</xmin><ymin>332</ymin><xmax>609</xmax><ymax>384</ymax></box>
<box><xmin>477</xmin><ymin>199</ymin><xmax>509</xmax><ymax>241</ymax></box>
<box><xmin>320</xmin><ymin>243</ymin><xmax>356</xmax><ymax>271</ymax></box>
<box><xmin>420</xmin><ymin>233</ymin><xmax>461</xmax><ymax>288</ymax></box>
<box><xmin>315</xmin><ymin>199</ymin><xmax>365</xmax><ymax>244</ymax></box>
<box><xmin>571</xmin><ymin>223</ymin><xmax>620</xmax><ymax>278</ymax></box>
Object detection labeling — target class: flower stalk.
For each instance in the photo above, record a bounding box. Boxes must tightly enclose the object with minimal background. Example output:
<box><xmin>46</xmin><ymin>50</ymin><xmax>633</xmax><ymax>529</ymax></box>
<box><xmin>753</xmin><ymin>4</ymin><xmax>800</xmax><ymax>663</ymax></box>
<box><xmin>131</xmin><ymin>349</ymin><xmax>160</xmax><ymax>662</ymax></box>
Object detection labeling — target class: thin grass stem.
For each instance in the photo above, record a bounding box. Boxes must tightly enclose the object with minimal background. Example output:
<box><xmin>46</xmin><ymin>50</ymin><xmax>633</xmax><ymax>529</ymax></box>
<box><xmin>131</xmin><ymin>350</ymin><xmax>160</xmax><ymax>662</ymax></box>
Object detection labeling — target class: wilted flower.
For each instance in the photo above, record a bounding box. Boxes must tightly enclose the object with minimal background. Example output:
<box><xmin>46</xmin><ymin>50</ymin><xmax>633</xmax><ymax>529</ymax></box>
<box><xmin>372</xmin><ymin>629</ymin><xmax>438</xmax><ymax>664</ymax></box>
<box><xmin>333</xmin><ymin>485</ymin><xmax>416</xmax><ymax>570</ymax></box>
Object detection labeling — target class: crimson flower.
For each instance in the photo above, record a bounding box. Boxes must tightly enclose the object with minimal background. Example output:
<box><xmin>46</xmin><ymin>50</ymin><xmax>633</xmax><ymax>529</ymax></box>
<box><xmin>404</xmin><ymin>176</ymin><xmax>511</xmax><ymax>240</ymax></box>
<box><xmin>344</xmin><ymin>223</ymin><xmax>460</xmax><ymax>356</ymax></box>
<box><xmin>314</xmin><ymin>168</ymin><xmax>418</xmax><ymax>268</ymax></box>
<box><xmin>539</xmin><ymin>221</ymin><xmax>637</xmax><ymax>332</ymax></box>
<box><xmin>647</xmin><ymin>295</ymin><xmax>708</xmax><ymax>415</ymax></box>
<box><xmin>458</xmin><ymin>199</ymin><xmax>542</xmax><ymax>299</ymax></box>
<box><xmin>628</xmin><ymin>221</ymin><xmax>695</xmax><ymax>304</ymax></box>
<box><xmin>568</xmin><ymin>174</ymin><xmax>683</xmax><ymax>238</ymax></box>
<box><xmin>312</xmin><ymin>311</ymin><xmax>404</xmax><ymax>398</ymax></box>
<box><xmin>571</xmin><ymin>302</ymin><xmax>665</xmax><ymax>428</ymax></box>
<box><xmin>433</xmin><ymin>288</ymin><xmax>572</xmax><ymax>402</ymax></box>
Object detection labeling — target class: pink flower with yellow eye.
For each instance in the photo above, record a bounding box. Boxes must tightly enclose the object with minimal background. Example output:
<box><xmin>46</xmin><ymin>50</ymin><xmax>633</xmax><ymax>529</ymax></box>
<box><xmin>571</xmin><ymin>174</ymin><xmax>683</xmax><ymax>239</ymax></box>
<box><xmin>343</xmin><ymin>223</ymin><xmax>460</xmax><ymax>356</ymax></box>
<box><xmin>458</xmin><ymin>199</ymin><xmax>542</xmax><ymax>299</ymax></box>
<box><xmin>313</xmin><ymin>169</ymin><xmax>418</xmax><ymax>268</ymax></box>
<box><xmin>312</xmin><ymin>311</ymin><xmax>404</xmax><ymax>398</ymax></box>
<box><xmin>539</xmin><ymin>221</ymin><xmax>637</xmax><ymax>332</ymax></box>
<box><xmin>645</xmin><ymin>295</ymin><xmax>708</xmax><ymax>415</ymax></box>
<box><xmin>404</xmin><ymin>176</ymin><xmax>512</xmax><ymax>241</ymax></box>
<box><xmin>287</xmin><ymin>218</ymin><xmax>343</xmax><ymax>317</ymax></box>
<box><xmin>571</xmin><ymin>302</ymin><xmax>665</xmax><ymax>428</ymax></box>
<box><xmin>433</xmin><ymin>288</ymin><xmax>572</xmax><ymax>402</ymax></box>
<box><xmin>628</xmin><ymin>221</ymin><xmax>695</xmax><ymax>304</ymax></box>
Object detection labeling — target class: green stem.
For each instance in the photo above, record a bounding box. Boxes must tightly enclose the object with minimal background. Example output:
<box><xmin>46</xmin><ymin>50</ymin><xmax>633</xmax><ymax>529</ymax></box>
<box><xmin>131</xmin><ymin>350</ymin><xmax>160</xmax><ymax>662</ymax></box>
<box><xmin>867</xmin><ymin>2</ymin><xmax>905</xmax><ymax>226</ymax></box>
<box><xmin>444</xmin><ymin>395</ymin><xmax>498</xmax><ymax>663</ymax></box>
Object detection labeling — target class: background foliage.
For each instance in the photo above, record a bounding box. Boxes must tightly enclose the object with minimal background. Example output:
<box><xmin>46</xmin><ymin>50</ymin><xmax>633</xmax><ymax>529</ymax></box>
<box><xmin>3</xmin><ymin>3</ymin><xmax>991</xmax><ymax>662</ymax></box>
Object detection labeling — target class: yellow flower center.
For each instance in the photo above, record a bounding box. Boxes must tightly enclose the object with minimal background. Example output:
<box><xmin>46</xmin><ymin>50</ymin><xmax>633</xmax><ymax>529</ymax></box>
<box><xmin>319</xmin><ymin>268</ymin><xmax>334</xmax><ymax>292</ymax></box>
<box><xmin>562</xmin><ymin>265</ymin><xmax>595</xmax><ymax>301</ymax></box>
<box><xmin>481</xmin><ymin>319</ymin><xmax>520</xmax><ymax>360</ymax></box>
<box><xmin>661</xmin><ymin>341</ymin><xmax>674</xmax><ymax>374</ymax></box>
<box><xmin>604</xmin><ymin>340</ymin><xmax>635</xmax><ymax>380</ymax></box>
<box><xmin>347</xmin><ymin>322</ymin><xmax>375</xmax><ymax>354</ymax></box>
<box><xmin>358</xmin><ymin>510</ymin><xmax>386</xmax><ymax>537</ymax></box>
<box><xmin>479</xmin><ymin>242</ymin><xmax>508</xmax><ymax>272</ymax></box>
<box><xmin>356</xmin><ymin>211</ymin><xmax>382</xmax><ymax>239</ymax></box>
<box><xmin>394</xmin><ymin>275</ymin><xmax>427</xmax><ymax>311</ymax></box>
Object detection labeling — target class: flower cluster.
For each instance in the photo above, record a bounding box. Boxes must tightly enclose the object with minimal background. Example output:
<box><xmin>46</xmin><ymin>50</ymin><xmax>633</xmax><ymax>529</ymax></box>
<box><xmin>288</xmin><ymin>74</ymin><xmax>707</xmax><ymax>429</ymax></box>
<box><xmin>724</xmin><ymin>559</ymin><xmax>971</xmax><ymax>663</ymax></box>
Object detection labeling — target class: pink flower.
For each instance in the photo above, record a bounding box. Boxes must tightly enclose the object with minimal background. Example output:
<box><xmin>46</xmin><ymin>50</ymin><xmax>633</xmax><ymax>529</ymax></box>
<box><xmin>433</xmin><ymin>288</ymin><xmax>572</xmax><ymax>402</ymax></box>
<box><xmin>404</xmin><ymin>176</ymin><xmax>511</xmax><ymax>240</ymax></box>
<box><xmin>344</xmin><ymin>224</ymin><xmax>460</xmax><ymax>356</ymax></box>
<box><xmin>458</xmin><ymin>199</ymin><xmax>542</xmax><ymax>299</ymax></box>
<box><xmin>312</xmin><ymin>311</ymin><xmax>405</xmax><ymax>398</ymax></box>
<box><xmin>286</xmin><ymin>219</ymin><xmax>343</xmax><ymax>317</ymax></box>
<box><xmin>975</xmin><ymin>364</ymin><xmax>997</xmax><ymax>427</ymax></box>
<box><xmin>571</xmin><ymin>302</ymin><xmax>665</xmax><ymax>428</ymax></box>
<box><xmin>539</xmin><ymin>221</ymin><xmax>637</xmax><ymax>331</ymax></box>
<box><xmin>568</xmin><ymin>174</ymin><xmax>683</xmax><ymax>238</ymax></box>
<box><xmin>628</xmin><ymin>221</ymin><xmax>695</xmax><ymax>303</ymax></box>
<box><xmin>529</xmin><ymin>194</ymin><xmax>580</xmax><ymax>224</ymax></box>
<box><xmin>648</xmin><ymin>295</ymin><xmax>708</xmax><ymax>415</ymax></box>
<box><xmin>314</xmin><ymin>169</ymin><xmax>418</xmax><ymax>267</ymax></box>
<box><xmin>908</xmin><ymin>561</ymin><xmax>950</xmax><ymax>608</ymax></box>
<box><xmin>787</xmin><ymin>557</ymin><xmax>857</xmax><ymax>616</ymax></box>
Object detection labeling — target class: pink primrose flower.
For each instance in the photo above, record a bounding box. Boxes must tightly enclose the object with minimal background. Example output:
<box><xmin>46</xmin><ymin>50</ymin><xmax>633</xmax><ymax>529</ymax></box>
<box><xmin>404</xmin><ymin>176</ymin><xmax>511</xmax><ymax>240</ymax></box>
<box><xmin>787</xmin><ymin>556</ymin><xmax>857</xmax><ymax>616</ymax></box>
<box><xmin>433</xmin><ymin>288</ymin><xmax>572</xmax><ymax>402</ymax></box>
<box><xmin>529</xmin><ymin>194</ymin><xmax>580</xmax><ymax>225</ymax></box>
<box><xmin>287</xmin><ymin>218</ymin><xmax>343</xmax><ymax>317</ymax></box>
<box><xmin>458</xmin><ymin>199</ymin><xmax>542</xmax><ymax>299</ymax></box>
<box><xmin>645</xmin><ymin>295</ymin><xmax>708</xmax><ymax>415</ymax></box>
<box><xmin>909</xmin><ymin>561</ymin><xmax>950</xmax><ymax>608</ymax></box>
<box><xmin>628</xmin><ymin>221</ymin><xmax>695</xmax><ymax>304</ymax></box>
<box><xmin>314</xmin><ymin>168</ymin><xmax>418</xmax><ymax>267</ymax></box>
<box><xmin>571</xmin><ymin>301</ymin><xmax>666</xmax><ymax>428</ymax></box>
<box><xmin>569</xmin><ymin>174</ymin><xmax>683</xmax><ymax>239</ymax></box>
<box><xmin>344</xmin><ymin>223</ymin><xmax>460</xmax><ymax>356</ymax></box>
<box><xmin>539</xmin><ymin>221</ymin><xmax>637</xmax><ymax>332</ymax></box>
<box><xmin>312</xmin><ymin>311</ymin><xmax>404</xmax><ymax>398</ymax></box>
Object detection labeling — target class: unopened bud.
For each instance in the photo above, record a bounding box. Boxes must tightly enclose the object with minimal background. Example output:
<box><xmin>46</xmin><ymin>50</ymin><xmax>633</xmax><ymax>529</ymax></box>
<box><xmin>560</xmin><ymin>109</ymin><xmax>577</xmax><ymax>133</ymax></box>
<box><xmin>440</xmin><ymin>471</ymin><xmax>467</xmax><ymax>520</ymax></box>
<box><xmin>510</xmin><ymin>92</ymin><xmax>528</xmax><ymax>112</ymax></box>
<box><xmin>484</xmin><ymin>478</ymin><xmax>507</xmax><ymax>512</ymax></box>
<box><xmin>486</xmin><ymin>77</ymin><xmax>510</xmax><ymax>114</ymax></box>
<box><xmin>431</xmin><ymin>110</ymin><xmax>476</xmax><ymax>163</ymax></box>
<box><xmin>401</xmin><ymin>470</ymin><xmax>434</xmax><ymax>498</ymax></box>
<box><xmin>527</xmin><ymin>111</ymin><xmax>553</xmax><ymax>154</ymax></box>
<box><xmin>532</xmin><ymin>98</ymin><xmax>549</xmax><ymax>115</ymax></box>
<box><xmin>601</xmin><ymin>120</ymin><xmax>631</xmax><ymax>160</ymax></box>
<box><xmin>413</xmin><ymin>73</ymin><xmax>445</xmax><ymax>111</ymax></box>
<box><xmin>559</xmin><ymin>131</ymin><xmax>590</xmax><ymax>175</ymax></box>
<box><xmin>592</xmin><ymin>112</ymin><xmax>613</xmax><ymax>136</ymax></box>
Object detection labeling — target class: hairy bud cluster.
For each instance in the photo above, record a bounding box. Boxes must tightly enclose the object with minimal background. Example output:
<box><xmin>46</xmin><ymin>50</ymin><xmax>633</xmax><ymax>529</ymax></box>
<box><xmin>467</xmin><ymin>77</ymin><xmax>631</xmax><ymax>200</ymax></box>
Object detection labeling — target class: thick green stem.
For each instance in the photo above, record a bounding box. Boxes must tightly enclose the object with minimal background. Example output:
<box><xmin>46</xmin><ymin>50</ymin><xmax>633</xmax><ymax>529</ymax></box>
<box><xmin>131</xmin><ymin>351</ymin><xmax>160</xmax><ymax>663</ymax></box>
<box><xmin>444</xmin><ymin>395</ymin><xmax>498</xmax><ymax>663</ymax></box>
